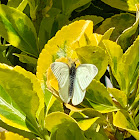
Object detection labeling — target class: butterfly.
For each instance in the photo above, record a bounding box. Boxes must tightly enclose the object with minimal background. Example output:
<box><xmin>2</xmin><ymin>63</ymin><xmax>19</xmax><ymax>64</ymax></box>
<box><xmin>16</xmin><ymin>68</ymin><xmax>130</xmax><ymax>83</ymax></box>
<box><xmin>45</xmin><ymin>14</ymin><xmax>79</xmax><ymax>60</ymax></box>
<box><xmin>51</xmin><ymin>62</ymin><xmax>98</xmax><ymax>105</ymax></box>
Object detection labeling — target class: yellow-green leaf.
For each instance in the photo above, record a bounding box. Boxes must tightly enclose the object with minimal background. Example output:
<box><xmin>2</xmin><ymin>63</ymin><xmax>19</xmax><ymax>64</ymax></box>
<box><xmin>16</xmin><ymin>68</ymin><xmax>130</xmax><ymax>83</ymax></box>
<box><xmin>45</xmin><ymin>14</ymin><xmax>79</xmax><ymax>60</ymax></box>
<box><xmin>76</xmin><ymin>45</ymin><xmax>108</xmax><ymax>80</ymax></box>
<box><xmin>0</xmin><ymin>84</ymin><xmax>28</xmax><ymax>131</ymax></box>
<box><xmin>45</xmin><ymin>112</ymin><xmax>77</xmax><ymax>132</ymax></box>
<box><xmin>0</xmin><ymin>64</ymin><xmax>40</xmax><ymax>133</ymax></box>
<box><xmin>37</xmin><ymin>20</ymin><xmax>93</xmax><ymax>84</ymax></box>
<box><xmin>108</xmin><ymin>88</ymin><xmax>127</xmax><ymax>108</ymax></box>
<box><xmin>46</xmin><ymin>96</ymin><xmax>64</xmax><ymax>115</ymax></box>
<box><xmin>13</xmin><ymin>66</ymin><xmax>44</xmax><ymax>125</ymax></box>
<box><xmin>0</xmin><ymin>4</ymin><xmax>39</xmax><ymax>57</ymax></box>
<box><xmin>103</xmin><ymin>40</ymin><xmax>123</xmax><ymax>73</ymax></box>
<box><xmin>113</xmin><ymin>110</ymin><xmax>139</xmax><ymax>139</ymax></box>
<box><xmin>86</xmin><ymin>80</ymin><xmax>118</xmax><ymax>113</ymax></box>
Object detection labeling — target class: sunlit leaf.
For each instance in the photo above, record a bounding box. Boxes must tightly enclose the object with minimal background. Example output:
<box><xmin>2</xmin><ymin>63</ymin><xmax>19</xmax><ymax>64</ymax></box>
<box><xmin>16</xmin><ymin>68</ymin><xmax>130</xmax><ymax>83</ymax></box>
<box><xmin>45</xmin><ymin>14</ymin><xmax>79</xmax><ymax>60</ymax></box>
<box><xmin>0</xmin><ymin>64</ymin><xmax>40</xmax><ymax>134</ymax></box>
<box><xmin>101</xmin><ymin>0</ymin><xmax>138</xmax><ymax>12</ymax></box>
<box><xmin>69</xmin><ymin>111</ymin><xmax>100</xmax><ymax>131</ymax></box>
<box><xmin>0</xmin><ymin>84</ymin><xmax>28</xmax><ymax>131</ymax></box>
<box><xmin>13</xmin><ymin>66</ymin><xmax>44</xmax><ymax>126</ymax></box>
<box><xmin>113</xmin><ymin>110</ymin><xmax>139</xmax><ymax>139</ymax></box>
<box><xmin>37</xmin><ymin>20</ymin><xmax>93</xmax><ymax>83</ymax></box>
<box><xmin>89</xmin><ymin>27</ymin><xmax>114</xmax><ymax>47</ymax></box>
<box><xmin>96</xmin><ymin>13</ymin><xmax>136</xmax><ymax>41</ymax></box>
<box><xmin>78</xmin><ymin>117</ymin><xmax>99</xmax><ymax>131</ymax></box>
<box><xmin>118</xmin><ymin>36</ymin><xmax>139</xmax><ymax>93</ymax></box>
<box><xmin>89</xmin><ymin>33</ymin><xmax>103</xmax><ymax>46</ymax></box>
<box><xmin>0</xmin><ymin>4</ymin><xmax>39</xmax><ymax>57</ymax></box>
<box><xmin>86</xmin><ymin>80</ymin><xmax>118</xmax><ymax>113</ymax></box>
<box><xmin>0</xmin><ymin>131</ymin><xmax>29</xmax><ymax>140</ymax></box>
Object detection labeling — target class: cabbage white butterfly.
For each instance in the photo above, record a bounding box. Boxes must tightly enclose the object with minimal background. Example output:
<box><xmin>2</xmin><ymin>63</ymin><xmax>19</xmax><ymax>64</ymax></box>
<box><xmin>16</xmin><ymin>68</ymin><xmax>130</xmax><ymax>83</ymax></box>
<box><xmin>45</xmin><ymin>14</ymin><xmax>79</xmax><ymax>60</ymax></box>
<box><xmin>51</xmin><ymin>62</ymin><xmax>98</xmax><ymax>105</ymax></box>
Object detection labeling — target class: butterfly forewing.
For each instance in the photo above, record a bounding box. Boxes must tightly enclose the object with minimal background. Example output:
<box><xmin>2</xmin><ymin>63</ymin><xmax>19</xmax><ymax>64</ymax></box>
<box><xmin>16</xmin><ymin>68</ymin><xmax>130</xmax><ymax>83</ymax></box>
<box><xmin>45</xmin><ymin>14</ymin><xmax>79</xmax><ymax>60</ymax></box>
<box><xmin>76</xmin><ymin>64</ymin><xmax>98</xmax><ymax>90</ymax></box>
<box><xmin>51</xmin><ymin>62</ymin><xmax>69</xmax><ymax>88</ymax></box>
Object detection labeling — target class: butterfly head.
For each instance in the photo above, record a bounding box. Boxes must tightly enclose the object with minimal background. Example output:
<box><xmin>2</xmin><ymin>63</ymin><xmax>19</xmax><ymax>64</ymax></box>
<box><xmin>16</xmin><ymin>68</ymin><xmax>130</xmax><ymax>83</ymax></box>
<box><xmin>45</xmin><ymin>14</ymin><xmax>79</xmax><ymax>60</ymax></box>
<box><xmin>70</xmin><ymin>62</ymin><xmax>76</xmax><ymax>69</ymax></box>
<box><xmin>68</xmin><ymin>58</ymin><xmax>80</xmax><ymax>68</ymax></box>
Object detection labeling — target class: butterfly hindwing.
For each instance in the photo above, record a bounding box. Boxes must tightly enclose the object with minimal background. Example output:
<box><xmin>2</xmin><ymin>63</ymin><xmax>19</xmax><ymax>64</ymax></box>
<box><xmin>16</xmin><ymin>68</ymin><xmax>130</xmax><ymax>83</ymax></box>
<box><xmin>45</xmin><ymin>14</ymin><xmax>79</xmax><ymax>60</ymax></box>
<box><xmin>76</xmin><ymin>64</ymin><xmax>98</xmax><ymax>90</ymax></box>
<box><xmin>51</xmin><ymin>62</ymin><xmax>70</xmax><ymax>103</ymax></box>
<box><xmin>72</xmin><ymin>77</ymin><xmax>86</xmax><ymax>105</ymax></box>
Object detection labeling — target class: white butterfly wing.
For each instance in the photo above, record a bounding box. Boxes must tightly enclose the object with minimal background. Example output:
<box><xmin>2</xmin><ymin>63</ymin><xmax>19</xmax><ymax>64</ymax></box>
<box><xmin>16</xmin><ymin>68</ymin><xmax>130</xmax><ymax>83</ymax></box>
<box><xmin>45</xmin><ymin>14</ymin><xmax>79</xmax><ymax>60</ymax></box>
<box><xmin>72</xmin><ymin>78</ymin><xmax>86</xmax><ymax>105</ymax></box>
<box><xmin>51</xmin><ymin>62</ymin><xmax>70</xmax><ymax>103</ymax></box>
<box><xmin>76</xmin><ymin>64</ymin><xmax>98</xmax><ymax>90</ymax></box>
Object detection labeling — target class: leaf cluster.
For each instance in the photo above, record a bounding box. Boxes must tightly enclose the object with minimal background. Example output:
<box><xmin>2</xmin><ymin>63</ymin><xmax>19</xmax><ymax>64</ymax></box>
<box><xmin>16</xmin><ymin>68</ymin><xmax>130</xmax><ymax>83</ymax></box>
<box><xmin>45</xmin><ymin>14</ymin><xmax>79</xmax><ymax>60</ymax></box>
<box><xmin>0</xmin><ymin>0</ymin><xmax>139</xmax><ymax>140</ymax></box>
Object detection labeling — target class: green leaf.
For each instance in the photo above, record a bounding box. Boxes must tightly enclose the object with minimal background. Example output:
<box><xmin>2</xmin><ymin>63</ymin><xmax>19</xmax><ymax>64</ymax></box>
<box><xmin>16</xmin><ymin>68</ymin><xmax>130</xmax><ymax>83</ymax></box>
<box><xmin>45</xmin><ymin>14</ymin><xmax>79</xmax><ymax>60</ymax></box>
<box><xmin>0</xmin><ymin>4</ymin><xmax>39</xmax><ymax>57</ymax></box>
<box><xmin>13</xmin><ymin>52</ymin><xmax>37</xmax><ymax>66</ymax></box>
<box><xmin>76</xmin><ymin>45</ymin><xmax>108</xmax><ymax>80</ymax></box>
<box><xmin>117</xmin><ymin>16</ymin><xmax>139</xmax><ymax>51</ymax></box>
<box><xmin>50</xmin><ymin>121</ymin><xmax>86</xmax><ymax>140</ymax></box>
<box><xmin>108</xmin><ymin>88</ymin><xmax>127</xmax><ymax>108</ymax></box>
<box><xmin>45</xmin><ymin>112</ymin><xmax>86</xmax><ymax>140</ymax></box>
<box><xmin>96</xmin><ymin>13</ymin><xmax>136</xmax><ymax>41</ymax></box>
<box><xmin>103</xmin><ymin>36</ymin><xmax>139</xmax><ymax>94</ymax></box>
<box><xmin>113</xmin><ymin>110</ymin><xmax>139</xmax><ymax>139</ymax></box>
<box><xmin>0</xmin><ymin>64</ymin><xmax>42</xmax><ymax>135</ymax></box>
<box><xmin>84</xmin><ymin>124</ymin><xmax>109</xmax><ymax>140</ymax></box>
<box><xmin>0</xmin><ymin>84</ymin><xmax>28</xmax><ymax>131</ymax></box>
<box><xmin>86</xmin><ymin>80</ymin><xmax>118</xmax><ymax>113</ymax></box>
<box><xmin>134</xmin><ymin>114</ymin><xmax>139</xmax><ymax>127</ymax></box>
<box><xmin>46</xmin><ymin>96</ymin><xmax>64</xmax><ymax>115</ymax></box>
<box><xmin>0</xmin><ymin>52</ymin><xmax>12</xmax><ymax>65</ymax></box>
<box><xmin>98</xmin><ymin>27</ymin><xmax>115</xmax><ymax>48</ymax></box>
<box><xmin>101</xmin><ymin>0</ymin><xmax>139</xmax><ymax>12</ymax></box>
<box><xmin>118</xmin><ymin>36</ymin><xmax>139</xmax><ymax>93</ymax></box>
<box><xmin>7</xmin><ymin>0</ymin><xmax>22</xmax><ymax>8</ymax></box>
<box><xmin>61</xmin><ymin>0</ymin><xmax>92</xmax><ymax>16</ymax></box>
<box><xmin>38</xmin><ymin>8</ymin><xmax>61</xmax><ymax>51</ymax></box>
<box><xmin>72</xmin><ymin>15</ymin><xmax>104</xmax><ymax>26</ymax></box>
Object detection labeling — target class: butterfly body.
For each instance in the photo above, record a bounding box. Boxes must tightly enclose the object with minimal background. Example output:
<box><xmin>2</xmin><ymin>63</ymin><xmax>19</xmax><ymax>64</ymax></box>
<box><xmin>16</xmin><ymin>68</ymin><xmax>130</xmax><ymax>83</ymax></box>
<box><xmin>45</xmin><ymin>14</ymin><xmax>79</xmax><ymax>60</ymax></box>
<box><xmin>51</xmin><ymin>62</ymin><xmax>98</xmax><ymax>105</ymax></box>
<box><xmin>69</xmin><ymin>63</ymin><xmax>76</xmax><ymax>98</ymax></box>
